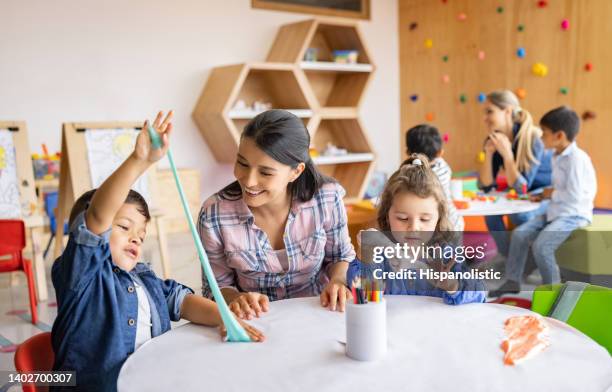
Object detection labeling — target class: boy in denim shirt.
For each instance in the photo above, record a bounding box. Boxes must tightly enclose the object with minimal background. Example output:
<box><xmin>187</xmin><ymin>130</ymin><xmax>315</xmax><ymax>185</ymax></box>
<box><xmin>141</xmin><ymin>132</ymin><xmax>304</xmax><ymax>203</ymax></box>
<box><xmin>490</xmin><ymin>106</ymin><xmax>597</xmax><ymax>296</ymax></box>
<box><xmin>51</xmin><ymin>111</ymin><xmax>264</xmax><ymax>391</ymax></box>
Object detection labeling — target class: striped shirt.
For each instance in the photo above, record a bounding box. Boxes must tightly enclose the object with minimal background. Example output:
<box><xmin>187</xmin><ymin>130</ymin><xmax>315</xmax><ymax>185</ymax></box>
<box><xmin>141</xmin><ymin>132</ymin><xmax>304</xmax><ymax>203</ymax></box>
<box><xmin>198</xmin><ymin>182</ymin><xmax>356</xmax><ymax>301</ymax></box>
<box><xmin>431</xmin><ymin>157</ymin><xmax>464</xmax><ymax>231</ymax></box>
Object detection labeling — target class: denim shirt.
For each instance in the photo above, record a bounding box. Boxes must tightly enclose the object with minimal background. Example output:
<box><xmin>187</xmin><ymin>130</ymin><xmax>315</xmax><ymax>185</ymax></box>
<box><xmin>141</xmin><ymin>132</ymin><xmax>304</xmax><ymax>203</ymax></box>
<box><xmin>51</xmin><ymin>211</ymin><xmax>193</xmax><ymax>392</ymax></box>
<box><xmin>346</xmin><ymin>258</ymin><xmax>486</xmax><ymax>305</ymax></box>
<box><xmin>482</xmin><ymin>123</ymin><xmax>552</xmax><ymax>193</ymax></box>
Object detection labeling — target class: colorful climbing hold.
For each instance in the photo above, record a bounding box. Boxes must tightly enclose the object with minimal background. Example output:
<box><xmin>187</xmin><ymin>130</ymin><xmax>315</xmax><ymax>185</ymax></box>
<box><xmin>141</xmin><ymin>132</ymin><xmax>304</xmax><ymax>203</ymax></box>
<box><xmin>559</xmin><ymin>87</ymin><xmax>569</xmax><ymax>95</ymax></box>
<box><xmin>410</xmin><ymin>94</ymin><xmax>419</xmax><ymax>102</ymax></box>
<box><xmin>517</xmin><ymin>47</ymin><xmax>526</xmax><ymax>58</ymax></box>
<box><xmin>442</xmin><ymin>74</ymin><xmax>450</xmax><ymax>83</ymax></box>
<box><xmin>425</xmin><ymin>38</ymin><xmax>433</xmax><ymax>49</ymax></box>
<box><xmin>532</xmin><ymin>62</ymin><xmax>548</xmax><ymax>77</ymax></box>
<box><xmin>442</xmin><ymin>55</ymin><xmax>449</xmax><ymax>62</ymax></box>
<box><xmin>478</xmin><ymin>50</ymin><xmax>486</xmax><ymax>60</ymax></box>
<box><xmin>561</xmin><ymin>19</ymin><xmax>570</xmax><ymax>30</ymax></box>
<box><xmin>477</xmin><ymin>93</ymin><xmax>487</xmax><ymax>103</ymax></box>
<box><xmin>409</xmin><ymin>22</ymin><xmax>418</xmax><ymax>31</ymax></box>
<box><xmin>458</xmin><ymin>12</ymin><xmax>467</xmax><ymax>21</ymax></box>
<box><xmin>477</xmin><ymin>151</ymin><xmax>486</xmax><ymax>163</ymax></box>
<box><xmin>518</xmin><ymin>24</ymin><xmax>525</xmax><ymax>32</ymax></box>
<box><xmin>515</xmin><ymin>88</ymin><xmax>527</xmax><ymax>100</ymax></box>
<box><xmin>537</xmin><ymin>0</ymin><xmax>548</xmax><ymax>8</ymax></box>
<box><xmin>459</xmin><ymin>94</ymin><xmax>467</xmax><ymax>103</ymax></box>
<box><xmin>425</xmin><ymin>112</ymin><xmax>435</xmax><ymax>122</ymax></box>
<box><xmin>582</xmin><ymin>111</ymin><xmax>596</xmax><ymax>121</ymax></box>
<box><xmin>443</xmin><ymin>133</ymin><xmax>450</xmax><ymax>143</ymax></box>
<box><xmin>585</xmin><ymin>63</ymin><xmax>593</xmax><ymax>72</ymax></box>
<box><xmin>497</xmin><ymin>6</ymin><xmax>504</xmax><ymax>13</ymax></box>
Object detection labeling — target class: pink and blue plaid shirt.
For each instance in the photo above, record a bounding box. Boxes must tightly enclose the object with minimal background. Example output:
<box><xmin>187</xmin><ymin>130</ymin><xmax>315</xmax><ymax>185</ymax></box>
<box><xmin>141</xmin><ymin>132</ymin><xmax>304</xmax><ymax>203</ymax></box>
<box><xmin>198</xmin><ymin>182</ymin><xmax>356</xmax><ymax>301</ymax></box>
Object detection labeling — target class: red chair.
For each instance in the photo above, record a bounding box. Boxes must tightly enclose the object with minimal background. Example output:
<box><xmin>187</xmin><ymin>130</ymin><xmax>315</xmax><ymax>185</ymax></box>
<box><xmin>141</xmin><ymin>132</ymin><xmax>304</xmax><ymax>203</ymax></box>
<box><xmin>14</xmin><ymin>332</ymin><xmax>54</xmax><ymax>392</ymax></box>
<box><xmin>0</xmin><ymin>220</ymin><xmax>38</xmax><ymax>324</ymax></box>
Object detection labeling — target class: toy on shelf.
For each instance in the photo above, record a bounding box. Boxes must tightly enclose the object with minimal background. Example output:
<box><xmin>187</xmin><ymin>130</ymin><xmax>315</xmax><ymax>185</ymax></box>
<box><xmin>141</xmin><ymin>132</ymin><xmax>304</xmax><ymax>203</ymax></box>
<box><xmin>333</xmin><ymin>50</ymin><xmax>359</xmax><ymax>64</ymax></box>
<box><xmin>304</xmin><ymin>48</ymin><xmax>318</xmax><ymax>62</ymax></box>
<box><xmin>322</xmin><ymin>143</ymin><xmax>348</xmax><ymax>157</ymax></box>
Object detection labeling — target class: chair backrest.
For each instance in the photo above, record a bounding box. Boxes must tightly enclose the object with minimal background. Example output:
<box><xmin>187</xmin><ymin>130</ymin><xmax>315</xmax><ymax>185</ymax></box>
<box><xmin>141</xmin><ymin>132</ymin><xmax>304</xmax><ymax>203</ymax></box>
<box><xmin>43</xmin><ymin>191</ymin><xmax>59</xmax><ymax>231</ymax></box>
<box><xmin>14</xmin><ymin>332</ymin><xmax>55</xmax><ymax>392</ymax></box>
<box><xmin>0</xmin><ymin>219</ymin><xmax>26</xmax><ymax>272</ymax></box>
<box><xmin>532</xmin><ymin>283</ymin><xmax>612</xmax><ymax>355</ymax></box>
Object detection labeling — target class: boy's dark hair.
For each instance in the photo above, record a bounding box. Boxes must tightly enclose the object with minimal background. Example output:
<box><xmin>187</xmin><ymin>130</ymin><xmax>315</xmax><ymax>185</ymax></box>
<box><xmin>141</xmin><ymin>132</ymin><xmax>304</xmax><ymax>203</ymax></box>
<box><xmin>405</xmin><ymin>124</ymin><xmax>442</xmax><ymax>161</ymax></box>
<box><xmin>68</xmin><ymin>189</ymin><xmax>151</xmax><ymax>227</ymax></box>
<box><xmin>540</xmin><ymin>106</ymin><xmax>580</xmax><ymax>141</ymax></box>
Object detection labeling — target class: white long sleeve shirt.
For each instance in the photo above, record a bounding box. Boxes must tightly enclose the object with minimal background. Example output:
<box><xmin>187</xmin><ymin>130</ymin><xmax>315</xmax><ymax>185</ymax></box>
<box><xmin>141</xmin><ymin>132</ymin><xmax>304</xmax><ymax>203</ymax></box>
<box><xmin>547</xmin><ymin>142</ymin><xmax>597</xmax><ymax>222</ymax></box>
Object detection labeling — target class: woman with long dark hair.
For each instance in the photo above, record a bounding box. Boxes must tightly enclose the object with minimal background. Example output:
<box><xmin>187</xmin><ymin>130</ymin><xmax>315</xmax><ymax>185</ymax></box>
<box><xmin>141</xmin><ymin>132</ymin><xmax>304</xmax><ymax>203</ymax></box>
<box><xmin>198</xmin><ymin>110</ymin><xmax>355</xmax><ymax>319</ymax></box>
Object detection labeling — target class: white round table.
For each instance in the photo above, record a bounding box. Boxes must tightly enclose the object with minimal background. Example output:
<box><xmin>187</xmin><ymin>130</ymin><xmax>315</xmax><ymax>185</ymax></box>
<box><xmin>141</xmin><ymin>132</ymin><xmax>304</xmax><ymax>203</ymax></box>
<box><xmin>456</xmin><ymin>193</ymin><xmax>542</xmax><ymax>217</ymax></box>
<box><xmin>118</xmin><ymin>297</ymin><xmax>612</xmax><ymax>392</ymax></box>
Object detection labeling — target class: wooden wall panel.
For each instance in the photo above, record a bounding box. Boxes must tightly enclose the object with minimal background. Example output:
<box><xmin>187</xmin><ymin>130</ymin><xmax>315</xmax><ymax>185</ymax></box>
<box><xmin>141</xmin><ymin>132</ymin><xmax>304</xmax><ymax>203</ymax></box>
<box><xmin>399</xmin><ymin>0</ymin><xmax>612</xmax><ymax>208</ymax></box>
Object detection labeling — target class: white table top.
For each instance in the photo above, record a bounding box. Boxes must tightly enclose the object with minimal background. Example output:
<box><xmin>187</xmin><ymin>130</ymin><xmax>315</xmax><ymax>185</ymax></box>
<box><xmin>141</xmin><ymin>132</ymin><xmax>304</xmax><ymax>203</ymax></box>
<box><xmin>118</xmin><ymin>297</ymin><xmax>612</xmax><ymax>391</ymax></box>
<box><xmin>456</xmin><ymin>193</ymin><xmax>541</xmax><ymax>217</ymax></box>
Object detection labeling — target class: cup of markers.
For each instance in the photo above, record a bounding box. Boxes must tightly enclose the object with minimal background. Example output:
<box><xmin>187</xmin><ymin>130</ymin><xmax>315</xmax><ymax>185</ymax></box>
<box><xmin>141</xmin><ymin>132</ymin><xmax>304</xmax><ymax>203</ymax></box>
<box><xmin>345</xmin><ymin>277</ymin><xmax>387</xmax><ymax>361</ymax></box>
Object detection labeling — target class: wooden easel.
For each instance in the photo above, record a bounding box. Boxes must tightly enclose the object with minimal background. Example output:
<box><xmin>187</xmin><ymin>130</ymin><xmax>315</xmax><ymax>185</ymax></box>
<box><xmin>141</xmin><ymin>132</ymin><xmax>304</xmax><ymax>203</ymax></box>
<box><xmin>53</xmin><ymin>122</ymin><xmax>172</xmax><ymax>278</ymax></box>
<box><xmin>0</xmin><ymin>121</ymin><xmax>48</xmax><ymax>301</ymax></box>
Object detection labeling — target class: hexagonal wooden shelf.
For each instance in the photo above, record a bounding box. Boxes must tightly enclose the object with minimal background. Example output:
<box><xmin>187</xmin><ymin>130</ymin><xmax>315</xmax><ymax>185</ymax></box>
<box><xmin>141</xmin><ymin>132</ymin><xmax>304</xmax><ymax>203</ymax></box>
<box><xmin>192</xmin><ymin>62</ymin><xmax>315</xmax><ymax>163</ymax></box>
<box><xmin>267</xmin><ymin>18</ymin><xmax>374</xmax><ymax>109</ymax></box>
<box><xmin>193</xmin><ymin>18</ymin><xmax>376</xmax><ymax>200</ymax></box>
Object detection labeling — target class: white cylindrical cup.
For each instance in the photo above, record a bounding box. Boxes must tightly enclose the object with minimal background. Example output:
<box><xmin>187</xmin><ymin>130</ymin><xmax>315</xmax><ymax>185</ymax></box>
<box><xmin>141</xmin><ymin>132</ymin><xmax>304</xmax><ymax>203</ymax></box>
<box><xmin>450</xmin><ymin>179</ymin><xmax>463</xmax><ymax>200</ymax></box>
<box><xmin>345</xmin><ymin>301</ymin><xmax>387</xmax><ymax>361</ymax></box>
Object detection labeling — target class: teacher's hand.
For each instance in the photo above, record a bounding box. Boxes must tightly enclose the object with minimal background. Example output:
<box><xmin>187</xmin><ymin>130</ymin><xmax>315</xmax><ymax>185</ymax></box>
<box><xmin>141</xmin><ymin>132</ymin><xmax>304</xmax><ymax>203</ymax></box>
<box><xmin>488</xmin><ymin>132</ymin><xmax>513</xmax><ymax>161</ymax></box>
<box><xmin>229</xmin><ymin>292</ymin><xmax>269</xmax><ymax>320</ymax></box>
<box><xmin>320</xmin><ymin>279</ymin><xmax>352</xmax><ymax>312</ymax></box>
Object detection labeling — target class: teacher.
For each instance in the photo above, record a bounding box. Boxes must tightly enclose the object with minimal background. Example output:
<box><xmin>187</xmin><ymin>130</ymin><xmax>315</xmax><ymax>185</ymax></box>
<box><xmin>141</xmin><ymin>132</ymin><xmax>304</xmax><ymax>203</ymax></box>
<box><xmin>198</xmin><ymin>110</ymin><xmax>355</xmax><ymax>320</ymax></box>
<box><xmin>478</xmin><ymin>90</ymin><xmax>552</xmax><ymax>261</ymax></box>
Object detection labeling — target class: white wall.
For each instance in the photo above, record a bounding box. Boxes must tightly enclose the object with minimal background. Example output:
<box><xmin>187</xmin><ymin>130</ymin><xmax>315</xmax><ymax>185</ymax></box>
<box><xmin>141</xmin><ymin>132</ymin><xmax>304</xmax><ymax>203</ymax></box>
<box><xmin>0</xmin><ymin>0</ymin><xmax>400</xmax><ymax>199</ymax></box>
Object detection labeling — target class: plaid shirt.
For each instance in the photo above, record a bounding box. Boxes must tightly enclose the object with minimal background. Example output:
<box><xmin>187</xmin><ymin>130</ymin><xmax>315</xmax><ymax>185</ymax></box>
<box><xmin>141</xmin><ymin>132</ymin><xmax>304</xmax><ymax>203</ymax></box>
<box><xmin>198</xmin><ymin>182</ymin><xmax>355</xmax><ymax>301</ymax></box>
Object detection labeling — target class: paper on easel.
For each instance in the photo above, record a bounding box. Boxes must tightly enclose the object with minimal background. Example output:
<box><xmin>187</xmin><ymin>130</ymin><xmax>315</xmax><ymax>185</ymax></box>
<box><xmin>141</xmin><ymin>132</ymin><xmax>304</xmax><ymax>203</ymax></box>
<box><xmin>0</xmin><ymin>130</ymin><xmax>21</xmax><ymax>218</ymax></box>
<box><xmin>84</xmin><ymin>129</ymin><xmax>150</xmax><ymax>203</ymax></box>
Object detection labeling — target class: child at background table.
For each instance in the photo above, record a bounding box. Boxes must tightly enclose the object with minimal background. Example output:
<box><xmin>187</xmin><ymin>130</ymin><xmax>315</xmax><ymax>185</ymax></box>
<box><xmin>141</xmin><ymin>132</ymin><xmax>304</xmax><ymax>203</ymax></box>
<box><xmin>347</xmin><ymin>154</ymin><xmax>486</xmax><ymax>305</ymax></box>
<box><xmin>490</xmin><ymin>106</ymin><xmax>597</xmax><ymax>296</ymax></box>
<box><xmin>405</xmin><ymin>124</ymin><xmax>464</xmax><ymax>231</ymax></box>
<box><xmin>51</xmin><ymin>111</ymin><xmax>263</xmax><ymax>392</ymax></box>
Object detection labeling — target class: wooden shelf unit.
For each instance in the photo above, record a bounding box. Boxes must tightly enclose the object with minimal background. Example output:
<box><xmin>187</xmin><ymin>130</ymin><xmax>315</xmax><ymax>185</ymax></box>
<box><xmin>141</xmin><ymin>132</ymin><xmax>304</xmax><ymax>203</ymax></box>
<box><xmin>193</xmin><ymin>18</ymin><xmax>375</xmax><ymax>199</ymax></box>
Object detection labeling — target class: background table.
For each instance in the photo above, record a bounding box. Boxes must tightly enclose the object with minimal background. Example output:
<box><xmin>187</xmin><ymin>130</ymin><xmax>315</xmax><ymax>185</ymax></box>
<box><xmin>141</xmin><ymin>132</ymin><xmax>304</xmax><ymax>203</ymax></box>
<box><xmin>457</xmin><ymin>193</ymin><xmax>542</xmax><ymax>217</ymax></box>
<box><xmin>118</xmin><ymin>297</ymin><xmax>612</xmax><ymax>391</ymax></box>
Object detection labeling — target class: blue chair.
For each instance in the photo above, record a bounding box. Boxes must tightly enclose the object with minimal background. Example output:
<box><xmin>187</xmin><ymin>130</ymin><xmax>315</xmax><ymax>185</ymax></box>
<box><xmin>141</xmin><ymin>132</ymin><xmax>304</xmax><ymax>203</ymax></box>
<box><xmin>42</xmin><ymin>191</ymin><xmax>69</xmax><ymax>259</ymax></box>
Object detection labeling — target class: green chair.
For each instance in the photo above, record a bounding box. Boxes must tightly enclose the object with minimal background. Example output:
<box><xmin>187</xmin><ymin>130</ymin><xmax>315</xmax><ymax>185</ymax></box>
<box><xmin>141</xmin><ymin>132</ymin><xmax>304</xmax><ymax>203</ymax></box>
<box><xmin>532</xmin><ymin>282</ymin><xmax>612</xmax><ymax>355</ymax></box>
<box><xmin>555</xmin><ymin>214</ymin><xmax>612</xmax><ymax>287</ymax></box>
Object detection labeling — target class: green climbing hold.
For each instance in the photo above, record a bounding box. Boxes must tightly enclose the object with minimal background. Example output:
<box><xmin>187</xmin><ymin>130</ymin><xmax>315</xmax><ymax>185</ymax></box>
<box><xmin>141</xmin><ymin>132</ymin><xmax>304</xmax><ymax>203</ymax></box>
<box><xmin>497</xmin><ymin>6</ymin><xmax>504</xmax><ymax>13</ymax></box>
<box><xmin>460</xmin><ymin>94</ymin><xmax>467</xmax><ymax>103</ymax></box>
<box><xmin>560</xmin><ymin>87</ymin><xmax>569</xmax><ymax>95</ymax></box>
<box><xmin>518</xmin><ymin>24</ymin><xmax>525</xmax><ymax>32</ymax></box>
<box><xmin>442</xmin><ymin>55</ymin><xmax>449</xmax><ymax>62</ymax></box>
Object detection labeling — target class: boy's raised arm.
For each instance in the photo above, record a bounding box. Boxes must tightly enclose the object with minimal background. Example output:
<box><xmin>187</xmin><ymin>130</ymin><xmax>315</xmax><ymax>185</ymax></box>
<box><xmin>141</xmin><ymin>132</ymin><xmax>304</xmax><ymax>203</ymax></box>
<box><xmin>86</xmin><ymin>111</ymin><xmax>173</xmax><ymax>235</ymax></box>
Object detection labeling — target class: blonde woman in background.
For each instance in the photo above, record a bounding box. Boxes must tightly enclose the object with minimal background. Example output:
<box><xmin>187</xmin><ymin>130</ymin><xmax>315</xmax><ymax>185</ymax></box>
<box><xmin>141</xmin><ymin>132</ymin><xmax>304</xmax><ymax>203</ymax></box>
<box><xmin>479</xmin><ymin>90</ymin><xmax>552</xmax><ymax>264</ymax></box>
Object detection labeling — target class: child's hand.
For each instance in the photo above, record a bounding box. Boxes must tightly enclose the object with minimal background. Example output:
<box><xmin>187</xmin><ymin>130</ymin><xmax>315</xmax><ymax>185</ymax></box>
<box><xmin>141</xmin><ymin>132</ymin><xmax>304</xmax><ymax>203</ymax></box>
<box><xmin>219</xmin><ymin>318</ymin><xmax>265</xmax><ymax>342</ymax></box>
<box><xmin>427</xmin><ymin>259</ymin><xmax>459</xmax><ymax>293</ymax></box>
<box><xmin>529</xmin><ymin>193</ymin><xmax>543</xmax><ymax>202</ymax></box>
<box><xmin>133</xmin><ymin>110</ymin><xmax>173</xmax><ymax>163</ymax></box>
<box><xmin>229</xmin><ymin>292</ymin><xmax>269</xmax><ymax>320</ymax></box>
<box><xmin>542</xmin><ymin>187</ymin><xmax>553</xmax><ymax>199</ymax></box>
<box><xmin>320</xmin><ymin>279</ymin><xmax>351</xmax><ymax>312</ymax></box>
